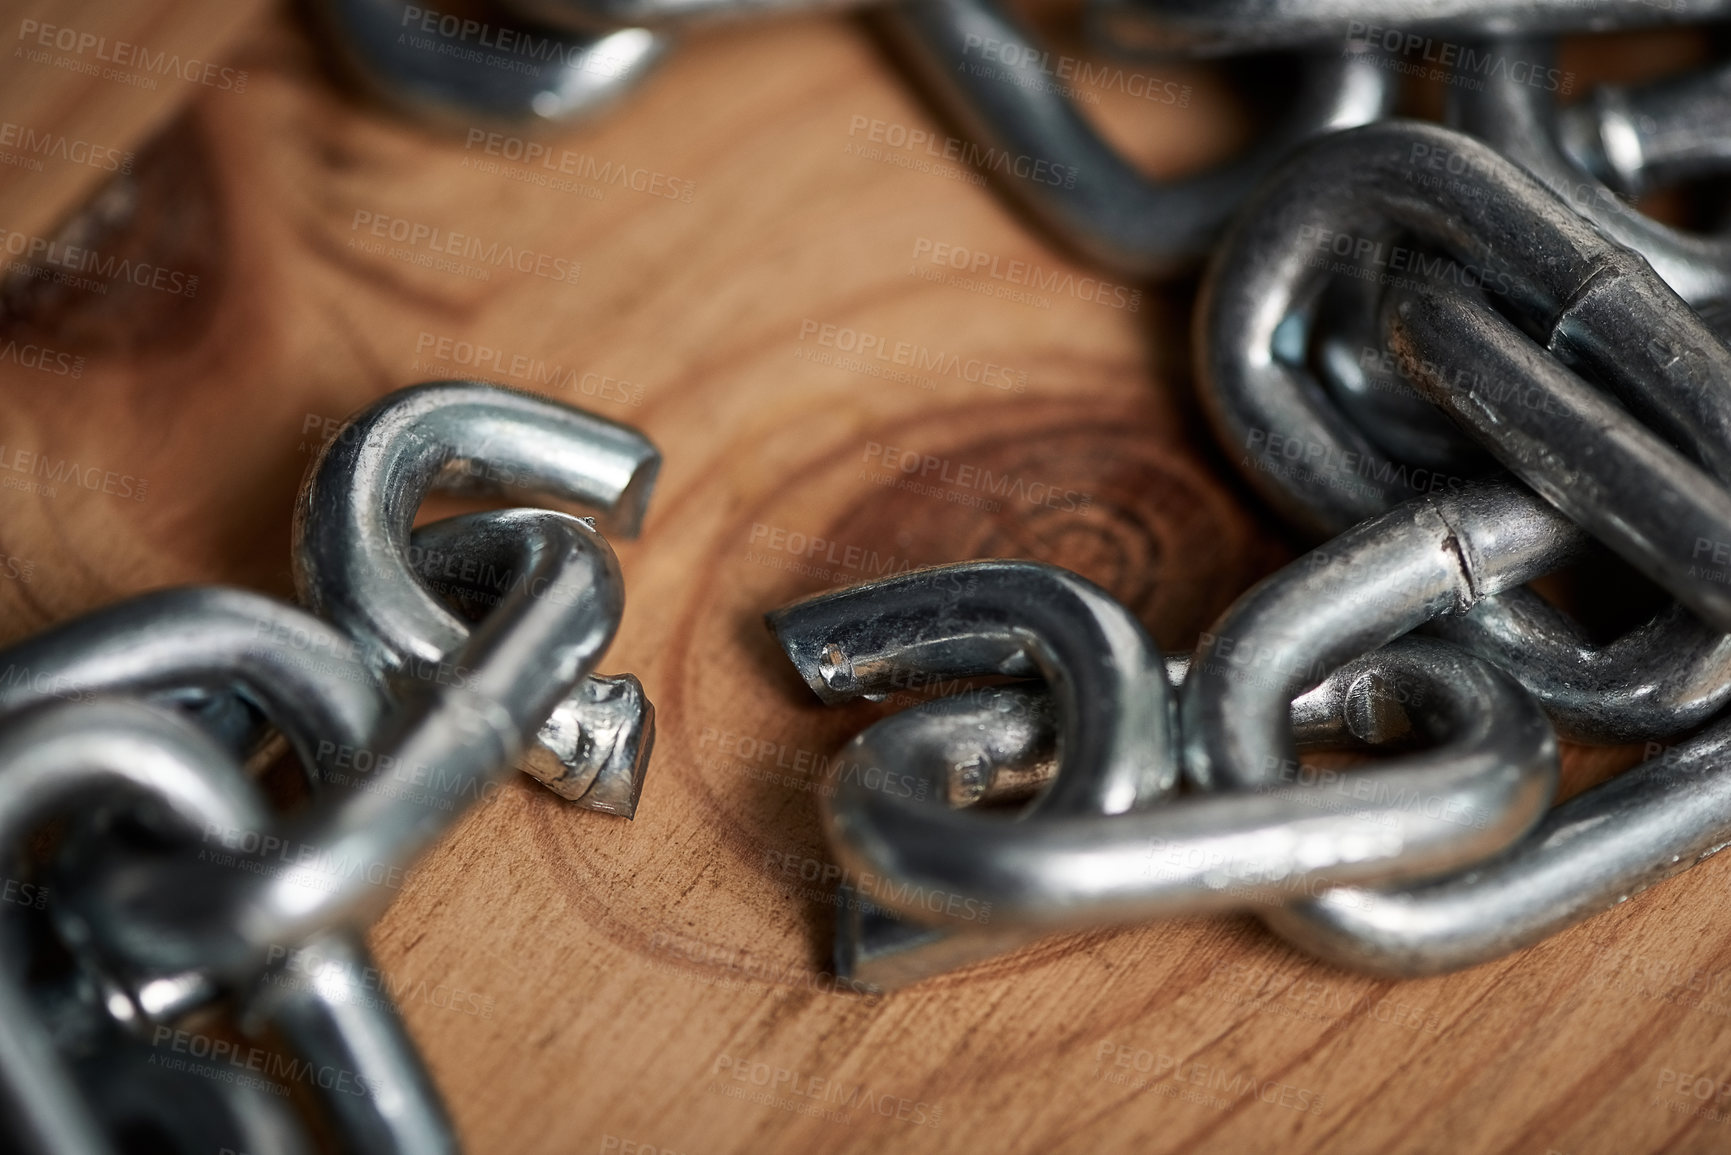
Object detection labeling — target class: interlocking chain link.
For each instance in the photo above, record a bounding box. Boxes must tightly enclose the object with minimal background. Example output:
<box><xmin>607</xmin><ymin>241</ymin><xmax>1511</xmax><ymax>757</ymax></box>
<box><xmin>0</xmin><ymin>383</ymin><xmax>655</xmax><ymax>1153</ymax></box>
<box><xmin>773</xmin><ymin>111</ymin><xmax>1731</xmax><ymax>986</ymax></box>
<box><xmin>20</xmin><ymin>3</ymin><xmax>1731</xmax><ymax>1146</ymax></box>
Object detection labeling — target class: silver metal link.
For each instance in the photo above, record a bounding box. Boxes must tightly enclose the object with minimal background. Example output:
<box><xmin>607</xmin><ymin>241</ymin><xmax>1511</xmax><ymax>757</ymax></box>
<box><xmin>1196</xmin><ymin>118</ymin><xmax>1731</xmax><ymax>741</ymax></box>
<box><xmin>877</xmin><ymin>0</ymin><xmax>1394</xmax><ymax>279</ymax></box>
<box><xmin>1263</xmin><ymin>711</ymin><xmax>1731</xmax><ymax>975</ymax></box>
<box><xmin>295</xmin><ymin>379</ymin><xmax>659</xmax><ymax>815</ymax></box>
<box><xmin>0</xmin><ymin>587</ymin><xmax>379</xmax><ymax>782</ymax></box>
<box><xmin>826</xmin><ymin>687</ymin><xmax>1058</xmax><ymax>989</ymax></box>
<box><xmin>404</xmin><ymin>512</ymin><xmax>654</xmax><ymax>814</ymax></box>
<box><xmin>0</xmin><ymin>582</ymin><xmax>453</xmax><ymax>1151</ymax></box>
<box><xmin>1309</xmin><ymin>267</ymin><xmax>1485</xmax><ymax>474</ymax></box>
<box><xmin>1427</xmin><ymin>593</ymin><xmax>1731</xmax><ymax>744</ymax></box>
<box><xmin>312</xmin><ymin>0</ymin><xmax>668</xmax><ymax>129</ymax></box>
<box><xmin>1451</xmin><ymin>38</ymin><xmax>1731</xmax><ymax>305</ymax></box>
<box><xmin>0</xmin><ymin>380</ymin><xmax>656</xmax><ymax>1150</ymax></box>
<box><xmin>0</xmin><ymin>701</ymin><xmax>270</xmax><ymax>1155</ymax></box>
<box><xmin>1382</xmin><ymin>278</ymin><xmax>1731</xmax><ymax>633</ymax></box>
<box><xmin>770</xmin><ymin>558</ymin><xmax>1177</xmax><ymax>813</ymax></box>
<box><xmin>81</xmin><ymin>507</ymin><xmax>629</xmax><ymax>993</ymax></box>
<box><xmin>1181</xmin><ymin>481</ymin><xmax>1581</xmax><ymax>791</ymax></box>
<box><xmin>1559</xmin><ymin>58</ymin><xmax>1731</xmax><ymax>198</ymax></box>
<box><xmin>773</xmin><ymin>562</ymin><xmax>1557</xmax><ymax>986</ymax></box>
<box><xmin>770</xmin><ymin>559</ymin><xmax>1175</xmax><ymax>985</ymax></box>
<box><xmin>1196</xmin><ymin>119</ymin><xmax>1727</xmax><ymax>536</ymax></box>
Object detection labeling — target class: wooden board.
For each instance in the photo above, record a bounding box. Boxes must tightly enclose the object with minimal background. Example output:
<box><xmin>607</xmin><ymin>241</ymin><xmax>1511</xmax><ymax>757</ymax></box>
<box><xmin>3</xmin><ymin>4</ymin><xmax>1729</xmax><ymax>1153</ymax></box>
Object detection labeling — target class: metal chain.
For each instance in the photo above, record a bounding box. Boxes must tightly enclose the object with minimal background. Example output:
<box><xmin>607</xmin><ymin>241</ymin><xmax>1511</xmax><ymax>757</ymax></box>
<box><xmin>0</xmin><ymin>382</ymin><xmax>654</xmax><ymax>1152</ymax></box>
<box><xmin>22</xmin><ymin>0</ymin><xmax>1731</xmax><ymax>1144</ymax></box>
<box><xmin>769</xmin><ymin>72</ymin><xmax>1731</xmax><ymax>987</ymax></box>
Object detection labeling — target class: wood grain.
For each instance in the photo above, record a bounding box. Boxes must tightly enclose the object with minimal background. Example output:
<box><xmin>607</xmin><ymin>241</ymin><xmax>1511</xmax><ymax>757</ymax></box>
<box><xmin>1</xmin><ymin>5</ymin><xmax>1727</xmax><ymax>1154</ymax></box>
<box><xmin>0</xmin><ymin>0</ymin><xmax>271</xmax><ymax>240</ymax></box>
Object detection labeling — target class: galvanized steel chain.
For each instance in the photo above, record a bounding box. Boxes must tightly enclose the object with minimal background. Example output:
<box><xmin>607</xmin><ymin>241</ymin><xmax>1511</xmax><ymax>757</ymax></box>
<box><xmin>25</xmin><ymin>2</ymin><xmax>1731</xmax><ymax>1147</ymax></box>
<box><xmin>763</xmin><ymin>36</ymin><xmax>1731</xmax><ymax>986</ymax></box>
<box><xmin>0</xmin><ymin>382</ymin><xmax>656</xmax><ymax>1153</ymax></box>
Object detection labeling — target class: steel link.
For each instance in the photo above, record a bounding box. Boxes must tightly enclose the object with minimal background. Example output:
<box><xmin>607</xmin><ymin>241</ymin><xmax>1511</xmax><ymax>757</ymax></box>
<box><xmin>0</xmin><ymin>585</ymin><xmax>456</xmax><ymax>1152</ymax></box>
<box><xmin>1558</xmin><ymin>58</ymin><xmax>1731</xmax><ymax>198</ymax></box>
<box><xmin>0</xmin><ymin>381</ymin><xmax>653</xmax><ymax>1149</ymax></box>
<box><xmin>0</xmin><ymin>701</ymin><xmax>271</xmax><ymax>1155</ymax></box>
<box><xmin>1383</xmin><ymin>279</ymin><xmax>1731</xmax><ymax>632</ymax></box>
<box><xmin>876</xmin><ymin>0</ymin><xmax>1394</xmax><ymax>279</ymax></box>
<box><xmin>1196</xmin><ymin>118</ymin><xmax>1731</xmax><ymax>741</ymax></box>
<box><xmin>773</xmin><ymin>563</ymin><xmax>1557</xmax><ymax>985</ymax></box>
<box><xmin>295</xmin><ymin>379</ymin><xmax>659</xmax><ymax>814</ymax></box>
<box><xmin>1451</xmin><ymin>39</ymin><xmax>1731</xmax><ymax>305</ymax></box>
<box><xmin>1261</xmin><ymin>713</ymin><xmax>1731</xmax><ymax>975</ymax></box>
<box><xmin>770</xmin><ymin>559</ymin><xmax>1176</xmax><ymax>984</ymax></box>
<box><xmin>312</xmin><ymin>0</ymin><xmax>668</xmax><ymax>129</ymax></box>
<box><xmin>82</xmin><ymin>507</ymin><xmax>628</xmax><ymax>992</ymax></box>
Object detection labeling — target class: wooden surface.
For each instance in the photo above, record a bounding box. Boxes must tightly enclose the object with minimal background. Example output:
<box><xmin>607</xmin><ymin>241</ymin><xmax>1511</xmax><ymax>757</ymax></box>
<box><xmin>0</xmin><ymin>0</ymin><xmax>270</xmax><ymax>240</ymax></box>
<box><xmin>2</xmin><ymin>4</ymin><xmax>1729</xmax><ymax>1153</ymax></box>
